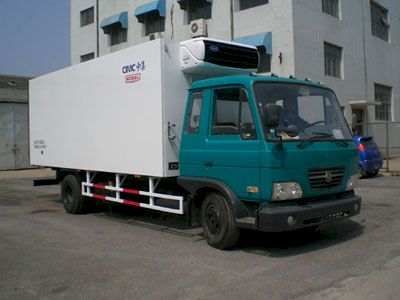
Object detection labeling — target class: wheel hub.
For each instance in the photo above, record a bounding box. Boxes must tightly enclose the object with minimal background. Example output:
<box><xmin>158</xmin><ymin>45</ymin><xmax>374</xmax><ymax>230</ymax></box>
<box><xmin>206</xmin><ymin>204</ymin><xmax>222</xmax><ymax>235</ymax></box>
<box><xmin>65</xmin><ymin>186</ymin><xmax>74</xmax><ymax>204</ymax></box>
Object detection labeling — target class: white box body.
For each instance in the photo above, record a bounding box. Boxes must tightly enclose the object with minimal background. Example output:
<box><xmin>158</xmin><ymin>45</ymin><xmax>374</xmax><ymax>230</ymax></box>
<box><xmin>30</xmin><ymin>39</ymin><xmax>189</xmax><ymax>177</ymax></box>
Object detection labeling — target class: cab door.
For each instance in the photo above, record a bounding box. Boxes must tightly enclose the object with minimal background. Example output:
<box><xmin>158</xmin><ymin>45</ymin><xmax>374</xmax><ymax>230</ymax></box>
<box><xmin>180</xmin><ymin>90</ymin><xmax>208</xmax><ymax>177</ymax></box>
<box><xmin>203</xmin><ymin>87</ymin><xmax>261</xmax><ymax>201</ymax></box>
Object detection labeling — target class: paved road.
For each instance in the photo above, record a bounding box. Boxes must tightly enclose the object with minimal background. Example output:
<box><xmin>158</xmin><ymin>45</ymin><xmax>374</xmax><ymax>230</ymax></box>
<box><xmin>0</xmin><ymin>174</ymin><xmax>399</xmax><ymax>299</ymax></box>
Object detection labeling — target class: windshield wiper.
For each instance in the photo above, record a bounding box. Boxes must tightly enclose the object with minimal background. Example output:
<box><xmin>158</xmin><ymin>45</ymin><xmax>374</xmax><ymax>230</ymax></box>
<box><xmin>312</xmin><ymin>132</ymin><xmax>349</xmax><ymax>146</ymax></box>
<box><xmin>310</xmin><ymin>131</ymin><xmax>334</xmax><ymax>138</ymax></box>
<box><xmin>297</xmin><ymin>132</ymin><xmax>348</xmax><ymax>148</ymax></box>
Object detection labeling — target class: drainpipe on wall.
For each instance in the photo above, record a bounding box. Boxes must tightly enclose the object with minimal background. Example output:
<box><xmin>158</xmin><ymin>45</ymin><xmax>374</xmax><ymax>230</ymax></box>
<box><xmin>361</xmin><ymin>0</ymin><xmax>369</xmax><ymax>135</ymax></box>
<box><xmin>96</xmin><ymin>0</ymin><xmax>100</xmax><ymax>57</ymax></box>
<box><xmin>230</xmin><ymin>0</ymin><xmax>234</xmax><ymax>41</ymax></box>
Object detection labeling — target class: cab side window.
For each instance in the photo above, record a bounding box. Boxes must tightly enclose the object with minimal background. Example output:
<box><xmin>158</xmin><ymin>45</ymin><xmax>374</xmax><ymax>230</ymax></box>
<box><xmin>212</xmin><ymin>88</ymin><xmax>257</xmax><ymax>139</ymax></box>
<box><xmin>186</xmin><ymin>92</ymin><xmax>203</xmax><ymax>134</ymax></box>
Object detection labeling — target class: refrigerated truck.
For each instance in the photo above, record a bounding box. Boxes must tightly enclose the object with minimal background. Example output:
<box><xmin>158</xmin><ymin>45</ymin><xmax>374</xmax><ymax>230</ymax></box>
<box><xmin>30</xmin><ymin>38</ymin><xmax>361</xmax><ymax>249</ymax></box>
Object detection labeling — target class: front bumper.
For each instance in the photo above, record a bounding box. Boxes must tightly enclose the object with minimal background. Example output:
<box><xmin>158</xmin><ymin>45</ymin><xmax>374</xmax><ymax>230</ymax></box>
<box><xmin>257</xmin><ymin>193</ymin><xmax>361</xmax><ymax>232</ymax></box>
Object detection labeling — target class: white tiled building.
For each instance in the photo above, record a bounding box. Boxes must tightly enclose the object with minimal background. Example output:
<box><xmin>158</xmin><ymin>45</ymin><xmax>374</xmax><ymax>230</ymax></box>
<box><xmin>71</xmin><ymin>0</ymin><xmax>400</xmax><ymax>152</ymax></box>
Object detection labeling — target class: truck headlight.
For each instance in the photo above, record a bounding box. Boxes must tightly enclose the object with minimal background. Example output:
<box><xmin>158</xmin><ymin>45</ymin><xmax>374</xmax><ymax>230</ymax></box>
<box><xmin>346</xmin><ymin>174</ymin><xmax>359</xmax><ymax>191</ymax></box>
<box><xmin>272</xmin><ymin>182</ymin><xmax>303</xmax><ymax>201</ymax></box>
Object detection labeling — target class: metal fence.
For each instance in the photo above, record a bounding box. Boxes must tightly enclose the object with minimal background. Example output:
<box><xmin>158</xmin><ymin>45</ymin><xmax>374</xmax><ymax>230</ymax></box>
<box><xmin>354</xmin><ymin>121</ymin><xmax>400</xmax><ymax>172</ymax></box>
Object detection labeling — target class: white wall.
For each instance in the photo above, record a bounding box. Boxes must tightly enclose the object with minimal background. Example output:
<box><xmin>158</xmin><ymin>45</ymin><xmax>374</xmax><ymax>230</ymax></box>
<box><xmin>364</xmin><ymin>0</ymin><xmax>400</xmax><ymax>122</ymax></box>
<box><xmin>234</xmin><ymin>0</ymin><xmax>295</xmax><ymax>77</ymax></box>
<box><xmin>292</xmin><ymin>0</ymin><xmax>400</xmax><ymax>151</ymax></box>
<box><xmin>71</xmin><ymin>0</ymin><xmax>97</xmax><ymax>64</ymax></box>
<box><xmin>71</xmin><ymin>0</ymin><xmax>400</xmax><ymax>152</ymax></box>
<box><xmin>364</xmin><ymin>0</ymin><xmax>400</xmax><ymax>152</ymax></box>
<box><xmin>293</xmin><ymin>0</ymin><xmax>368</xmax><ymax>117</ymax></box>
<box><xmin>71</xmin><ymin>0</ymin><xmax>295</xmax><ymax>76</ymax></box>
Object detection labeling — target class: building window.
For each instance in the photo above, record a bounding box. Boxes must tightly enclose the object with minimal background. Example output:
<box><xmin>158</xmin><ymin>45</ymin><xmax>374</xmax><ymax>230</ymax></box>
<box><xmin>179</xmin><ymin>0</ymin><xmax>211</xmax><ymax>23</ymax></box>
<box><xmin>322</xmin><ymin>0</ymin><xmax>339</xmax><ymax>18</ymax></box>
<box><xmin>239</xmin><ymin>0</ymin><xmax>269</xmax><ymax>11</ymax></box>
<box><xmin>370</xmin><ymin>1</ymin><xmax>389</xmax><ymax>41</ymax></box>
<box><xmin>375</xmin><ymin>84</ymin><xmax>392</xmax><ymax>121</ymax></box>
<box><xmin>324</xmin><ymin>42</ymin><xmax>342</xmax><ymax>78</ymax></box>
<box><xmin>110</xmin><ymin>27</ymin><xmax>127</xmax><ymax>46</ymax></box>
<box><xmin>144</xmin><ymin>13</ymin><xmax>165</xmax><ymax>36</ymax></box>
<box><xmin>80</xmin><ymin>7</ymin><xmax>94</xmax><ymax>27</ymax></box>
<box><xmin>80</xmin><ymin>52</ymin><xmax>95</xmax><ymax>63</ymax></box>
<box><xmin>100</xmin><ymin>12</ymin><xmax>128</xmax><ymax>47</ymax></box>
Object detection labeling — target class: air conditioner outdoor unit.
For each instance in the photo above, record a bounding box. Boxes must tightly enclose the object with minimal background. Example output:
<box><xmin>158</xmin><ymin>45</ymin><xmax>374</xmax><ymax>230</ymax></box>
<box><xmin>190</xmin><ymin>19</ymin><xmax>207</xmax><ymax>38</ymax></box>
<box><xmin>149</xmin><ymin>32</ymin><xmax>162</xmax><ymax>41</ymax></box>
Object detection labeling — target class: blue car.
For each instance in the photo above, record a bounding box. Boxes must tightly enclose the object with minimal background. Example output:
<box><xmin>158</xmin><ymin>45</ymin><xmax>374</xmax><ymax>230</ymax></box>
<box><xmin>353</xmin><ymin>135</ymin><xmax>383</xmax><ymax>178</ymax></box>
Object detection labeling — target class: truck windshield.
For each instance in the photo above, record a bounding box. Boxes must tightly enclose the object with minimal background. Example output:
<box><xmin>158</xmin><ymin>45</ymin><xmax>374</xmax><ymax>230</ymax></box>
<box><xmin>254</xmin><ymin>82</ymin><xmax>352</xmax><ymax>141</ymax></box>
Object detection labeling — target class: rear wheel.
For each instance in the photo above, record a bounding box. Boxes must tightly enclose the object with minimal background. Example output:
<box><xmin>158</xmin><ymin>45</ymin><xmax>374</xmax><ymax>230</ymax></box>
<box><xmin>367</xmin><ymin>170</ymin><xmax>379</xmax><ymax>177</ymax></box>
<box><xmin>61</xmin><ymin>174</ymin><xmax>85</xmax><ymax>214</ymax></box>
<box><xmin>201</xmin><ymin>193</ymin><xmax>240</xmax><ymax>250</ymax></box>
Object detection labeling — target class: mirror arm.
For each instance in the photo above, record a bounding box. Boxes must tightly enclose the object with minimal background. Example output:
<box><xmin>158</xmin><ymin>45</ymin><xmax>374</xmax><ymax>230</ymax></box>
<box><xmin>269</xmin><ymin>129</ymin><xmax>283</xmax><ymax>150</ymax></box>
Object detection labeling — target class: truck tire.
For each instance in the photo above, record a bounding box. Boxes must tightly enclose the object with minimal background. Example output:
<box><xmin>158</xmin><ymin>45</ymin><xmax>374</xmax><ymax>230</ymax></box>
<box><xmin>366</xmin><ymin>170</ymin><xmax>379</xmax><ymax>177</ymax></box>
<box><xmin>201</xmin><ymin>193</ymin><xmax>240</xmax><ymax>250</ymax></box>
<box><xmin>61</xmin><ymin>174</ymin><xmax>85</xmax><ymax>214</ymax></box>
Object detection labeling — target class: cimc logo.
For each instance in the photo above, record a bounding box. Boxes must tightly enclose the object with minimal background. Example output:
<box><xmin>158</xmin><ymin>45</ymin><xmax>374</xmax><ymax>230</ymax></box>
<box><xmin>122</xmin><ymin>60</ymin><xmax>146</xmax><ymax>83</ymax></box>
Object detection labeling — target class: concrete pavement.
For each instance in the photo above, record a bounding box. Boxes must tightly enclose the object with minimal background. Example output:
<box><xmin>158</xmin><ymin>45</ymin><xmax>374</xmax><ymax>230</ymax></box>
<box><xmin>1</xmin><ymin>171</ymin><xmax>400</xmax><ymax>299</ymax></box>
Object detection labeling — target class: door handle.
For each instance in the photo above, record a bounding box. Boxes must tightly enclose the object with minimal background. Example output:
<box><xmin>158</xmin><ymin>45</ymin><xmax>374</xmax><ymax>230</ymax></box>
<box><xmin>204</xmin><ymin>161</ymin><xmax>214</xmax><ymax>167</ymax></box>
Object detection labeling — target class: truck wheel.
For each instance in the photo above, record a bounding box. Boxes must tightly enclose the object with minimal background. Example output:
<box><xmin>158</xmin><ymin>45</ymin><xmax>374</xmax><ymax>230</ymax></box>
<box><xmin>61</xmin><ymin>174</ymin><xmax>85</xmax><ymax>214</ymax></box>
<box><xmin>367</xmin><ymin>170</ymin><xmax>379</xmax><ymax>177</ymax></box>
<box><xmin>201</xmin><ymin>193</ymin><xmax>240</xmax><ymax>250</ymax></box>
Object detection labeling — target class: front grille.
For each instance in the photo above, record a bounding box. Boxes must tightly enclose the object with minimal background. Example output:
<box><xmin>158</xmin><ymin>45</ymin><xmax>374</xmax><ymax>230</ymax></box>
<box><xmin>308</xmin><ymin>167</ymin><xmax>345</xmax><ymax>190</ymax></box>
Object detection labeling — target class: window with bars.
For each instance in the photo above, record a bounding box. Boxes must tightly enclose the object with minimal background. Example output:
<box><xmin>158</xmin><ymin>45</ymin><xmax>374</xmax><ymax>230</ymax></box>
<box><xmin>324</xmin><ymin>42</ymin><xmax>342</xmax><ymax>78</ymax></box>
<box><xmin>80</xmin><ymin>7</ymin><xmax>94</xmax><ymax>27</ymax></box>
<box><xmin>375</xmin><ymin>84</ymin><xmax>392</xmax><ymax>121</ymax></box>
<box><xmin>239</xmin><ymin>0</ymin><xmax>269</xmax><ymax>11</ymax></box>
<box><xmin>144</xmin><ymin>13</ymin><xmax>165</xmax><ymax>36</ymax></box>
<box><xmin>370</xmin><ymin>1</ymin><xmax>389</xmax><ymax>41</ymax></box>
<box><xmin>80</xmin><ymin>52</ymin><xmax>95</xmax><ymax>63</ymax></box>
<box><xmin>322</xmin><ymin>0</ymin><xmax>339</xmax><ymax>18</ymax></box>
<box><xmin>110</xmin><ymin>27</ymin><xmax>127</xmax><ymax>46</ymax></box>
<box><xmin>183</xmin><ymin>0</ymin><xmax>212</xmax><ymax>23</ymax></box>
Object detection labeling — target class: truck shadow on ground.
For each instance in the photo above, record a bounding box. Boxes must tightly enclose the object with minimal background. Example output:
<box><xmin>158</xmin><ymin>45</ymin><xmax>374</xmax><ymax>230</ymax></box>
<box><xmin>237</xmin><ymin>221</ymin><xmax>364</xmax><ymax>257</ymax></box>
<box><xmin>92</xmin><ymin>202</ymin><xmax>365</xmax><ymax>257</ymax></box>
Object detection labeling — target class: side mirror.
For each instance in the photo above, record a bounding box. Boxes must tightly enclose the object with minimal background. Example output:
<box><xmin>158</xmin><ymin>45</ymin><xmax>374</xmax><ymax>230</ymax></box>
<box><xmin>351</xmin><ymin>114</ymin><xmax>357</xmax><ymax>132</ymax></box>
<box><xmin>264</xmin><ymin>104</ymin><xmax>280</xmax><ymax>127</ymax></box>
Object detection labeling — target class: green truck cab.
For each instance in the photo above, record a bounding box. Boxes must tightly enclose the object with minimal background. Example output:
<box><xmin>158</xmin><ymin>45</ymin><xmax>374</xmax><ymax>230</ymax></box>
<box><xmin>178</xmin><ymin>74</ymin><xmax>361</xmax><ymax>249</ymax></box>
